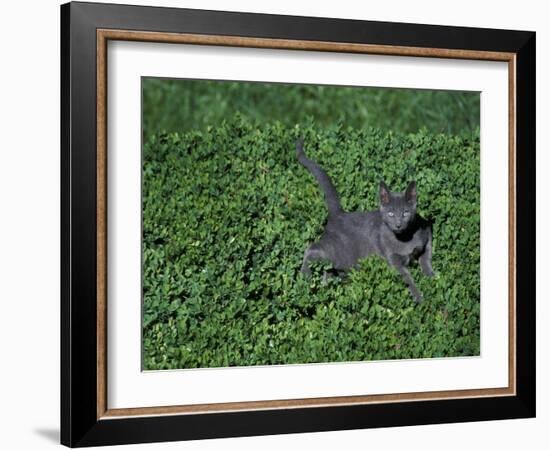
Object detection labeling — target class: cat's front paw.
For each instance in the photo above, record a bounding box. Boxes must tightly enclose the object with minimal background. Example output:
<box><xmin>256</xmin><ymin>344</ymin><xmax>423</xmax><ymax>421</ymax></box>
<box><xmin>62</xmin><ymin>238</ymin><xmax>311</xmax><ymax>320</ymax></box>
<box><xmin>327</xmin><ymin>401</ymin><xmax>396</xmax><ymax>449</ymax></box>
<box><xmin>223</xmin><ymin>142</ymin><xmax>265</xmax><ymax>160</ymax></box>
<box><xmin>412</xmin><ymin>290</ymin><xmax>424</xmax><ymax>303</ymax></box>
<box><xmin>421</xmin><ymin>264</ymin><xmax>436</xmax><ymax>277</ymax></box>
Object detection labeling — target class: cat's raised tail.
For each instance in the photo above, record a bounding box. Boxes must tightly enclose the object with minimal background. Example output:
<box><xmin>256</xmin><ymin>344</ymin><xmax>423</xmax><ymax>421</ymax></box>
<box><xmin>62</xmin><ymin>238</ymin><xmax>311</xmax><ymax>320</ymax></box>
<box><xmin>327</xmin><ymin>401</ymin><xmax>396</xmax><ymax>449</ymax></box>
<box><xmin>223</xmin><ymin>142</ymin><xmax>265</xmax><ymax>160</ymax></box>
<box><xmin>296</xmin><ymin>138</ymin><xmax>343</xmax><ymax>216</ymax></box>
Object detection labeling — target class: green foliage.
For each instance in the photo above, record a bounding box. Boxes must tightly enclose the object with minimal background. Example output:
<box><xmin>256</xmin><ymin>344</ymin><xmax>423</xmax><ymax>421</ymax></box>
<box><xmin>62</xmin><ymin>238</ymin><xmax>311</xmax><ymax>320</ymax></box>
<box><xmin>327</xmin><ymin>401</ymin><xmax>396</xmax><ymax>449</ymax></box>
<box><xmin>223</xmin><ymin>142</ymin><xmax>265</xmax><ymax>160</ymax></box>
<box><xmin>143</xmin><ymin>78</ymin><xmax>479</xmax><ymax>139</ymax></box>
<box><xmin>142</xmin><ymin>118</ymin><xmax>480</xmax><ymax>370</ymax></box>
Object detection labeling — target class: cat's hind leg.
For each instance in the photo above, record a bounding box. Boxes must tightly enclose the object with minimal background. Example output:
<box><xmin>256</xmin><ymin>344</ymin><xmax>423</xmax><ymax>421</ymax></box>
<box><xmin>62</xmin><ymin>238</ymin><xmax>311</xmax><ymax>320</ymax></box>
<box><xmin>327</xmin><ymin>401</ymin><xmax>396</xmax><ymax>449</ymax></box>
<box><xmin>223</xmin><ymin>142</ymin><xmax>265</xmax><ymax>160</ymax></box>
<box><xmin>300</xmin><ymin>244</ymin><xmax>327</xmax><ymax>276</ymax></box>
<box><xmin>321</xmin><ymin>268</ymin><xmax>339</xmax><ymax>285</ymax></box>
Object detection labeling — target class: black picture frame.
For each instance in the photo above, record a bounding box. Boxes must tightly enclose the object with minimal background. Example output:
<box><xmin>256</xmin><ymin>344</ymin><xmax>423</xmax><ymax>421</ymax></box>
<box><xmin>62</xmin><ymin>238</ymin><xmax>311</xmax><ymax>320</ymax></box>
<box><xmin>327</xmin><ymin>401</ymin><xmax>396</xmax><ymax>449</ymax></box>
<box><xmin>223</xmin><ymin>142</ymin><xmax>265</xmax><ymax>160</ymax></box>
<box><xmin>61</xmin><ymin>1</ymin><xmax>535</xmax><ymax>447</ymax></box>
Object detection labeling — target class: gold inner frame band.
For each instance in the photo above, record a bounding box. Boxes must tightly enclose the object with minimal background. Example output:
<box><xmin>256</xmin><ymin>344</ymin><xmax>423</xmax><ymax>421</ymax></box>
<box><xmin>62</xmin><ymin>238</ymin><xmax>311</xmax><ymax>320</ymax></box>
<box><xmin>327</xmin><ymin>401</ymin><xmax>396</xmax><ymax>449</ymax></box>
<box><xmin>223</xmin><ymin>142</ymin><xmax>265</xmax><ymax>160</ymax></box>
<box><xmin>96</xmin><ymin>28</ymin><xmax>517</xmax><ymax>420</ymax></box>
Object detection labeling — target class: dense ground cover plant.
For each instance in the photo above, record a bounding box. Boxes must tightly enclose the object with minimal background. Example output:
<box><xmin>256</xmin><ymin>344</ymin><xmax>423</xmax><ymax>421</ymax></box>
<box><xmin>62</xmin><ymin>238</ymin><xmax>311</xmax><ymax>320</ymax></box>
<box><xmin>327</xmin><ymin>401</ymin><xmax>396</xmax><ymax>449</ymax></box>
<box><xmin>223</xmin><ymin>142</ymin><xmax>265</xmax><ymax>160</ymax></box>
<box><xmin>142</xmin><ymin>118</ymin><xmax>480</xmax><ymax>369</ymax></box>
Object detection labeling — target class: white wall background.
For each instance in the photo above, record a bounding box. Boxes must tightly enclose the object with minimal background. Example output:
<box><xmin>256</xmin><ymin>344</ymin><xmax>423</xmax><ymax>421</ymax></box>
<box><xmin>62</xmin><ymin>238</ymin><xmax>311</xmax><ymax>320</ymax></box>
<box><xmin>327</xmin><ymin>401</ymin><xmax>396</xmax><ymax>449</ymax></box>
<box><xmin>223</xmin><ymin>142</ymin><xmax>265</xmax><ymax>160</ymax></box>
<box><xmin>0</xmin><ymin>1</ymin><xmax>545</xmax><ymax>449</ymax></box>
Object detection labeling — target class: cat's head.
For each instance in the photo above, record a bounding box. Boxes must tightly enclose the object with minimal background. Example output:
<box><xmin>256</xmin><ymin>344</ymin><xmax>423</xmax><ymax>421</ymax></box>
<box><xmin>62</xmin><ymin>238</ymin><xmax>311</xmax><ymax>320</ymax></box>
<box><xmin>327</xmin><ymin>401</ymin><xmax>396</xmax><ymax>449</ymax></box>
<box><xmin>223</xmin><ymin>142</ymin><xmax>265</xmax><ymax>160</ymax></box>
<box><xmin>379</xmin><ymin>181</ymin><xmax>417</xmax><ymax>234</ymax></box>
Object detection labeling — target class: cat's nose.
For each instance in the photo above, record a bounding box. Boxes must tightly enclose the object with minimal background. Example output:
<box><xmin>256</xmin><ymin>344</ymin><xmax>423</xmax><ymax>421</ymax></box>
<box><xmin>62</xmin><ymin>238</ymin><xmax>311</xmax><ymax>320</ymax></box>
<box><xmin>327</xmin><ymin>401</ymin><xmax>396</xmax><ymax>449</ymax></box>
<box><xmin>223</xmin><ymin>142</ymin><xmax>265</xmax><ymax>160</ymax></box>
<box><xmin>396</xmin><ymin>223</ymin><xmax>402</xmax><ymax>229</ymax></box>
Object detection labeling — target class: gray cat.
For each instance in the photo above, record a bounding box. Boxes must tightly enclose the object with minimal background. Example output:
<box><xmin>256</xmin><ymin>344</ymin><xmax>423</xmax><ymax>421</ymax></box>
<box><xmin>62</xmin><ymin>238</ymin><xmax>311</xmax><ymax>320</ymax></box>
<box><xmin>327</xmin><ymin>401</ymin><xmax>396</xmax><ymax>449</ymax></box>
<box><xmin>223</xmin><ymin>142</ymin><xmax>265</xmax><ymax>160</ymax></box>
<box><xmin>296</xmin><ymin>138</ymin><xmax>434</xmax><ymax>302</ymax></box>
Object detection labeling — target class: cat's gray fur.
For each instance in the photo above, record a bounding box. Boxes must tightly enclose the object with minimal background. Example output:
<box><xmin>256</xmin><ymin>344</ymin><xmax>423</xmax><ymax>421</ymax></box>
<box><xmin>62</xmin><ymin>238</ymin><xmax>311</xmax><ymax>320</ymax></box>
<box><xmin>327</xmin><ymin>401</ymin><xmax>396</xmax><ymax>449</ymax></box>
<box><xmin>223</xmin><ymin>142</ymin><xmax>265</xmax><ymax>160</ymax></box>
<box><xmin>296</xmin><ymin>138</ymin><xmax>434</xmax><ymax>302</ymax></box>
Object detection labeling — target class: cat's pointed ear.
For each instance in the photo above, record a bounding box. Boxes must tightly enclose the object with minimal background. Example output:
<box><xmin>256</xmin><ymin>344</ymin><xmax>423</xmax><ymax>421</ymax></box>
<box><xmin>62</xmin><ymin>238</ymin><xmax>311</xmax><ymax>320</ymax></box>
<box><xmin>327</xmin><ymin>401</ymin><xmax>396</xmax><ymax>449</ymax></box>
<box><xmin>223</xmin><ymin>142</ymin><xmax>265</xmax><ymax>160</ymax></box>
<box><xmin>379</xmin><ymin>181</ymin><xmax>391</xmax><ymax>206</ymax></box>
<box><xmin>405</xmin><ymin>181</ymin><xmax>417</xmax><ymax>204</ymax></box>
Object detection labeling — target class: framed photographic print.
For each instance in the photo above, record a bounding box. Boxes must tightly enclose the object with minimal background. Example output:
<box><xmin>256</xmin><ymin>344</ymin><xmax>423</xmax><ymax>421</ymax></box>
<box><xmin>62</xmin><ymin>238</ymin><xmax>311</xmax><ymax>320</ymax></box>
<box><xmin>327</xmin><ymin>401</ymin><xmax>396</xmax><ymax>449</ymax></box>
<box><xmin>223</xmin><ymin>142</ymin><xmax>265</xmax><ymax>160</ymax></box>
<box><xmin>60</xmin><ymin>1</ymin><xmax>536</xmax><ymax>447</ymax></box>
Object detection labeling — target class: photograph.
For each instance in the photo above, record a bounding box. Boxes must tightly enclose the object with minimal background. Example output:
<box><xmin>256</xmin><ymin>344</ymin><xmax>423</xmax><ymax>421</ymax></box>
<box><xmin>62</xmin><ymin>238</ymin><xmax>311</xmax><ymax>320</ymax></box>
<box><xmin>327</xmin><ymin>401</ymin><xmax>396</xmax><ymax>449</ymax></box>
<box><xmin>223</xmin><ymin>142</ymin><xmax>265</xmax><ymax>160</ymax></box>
<box><xmin>141</xmin><ymin>78</ymin><xmax>481</xmax><ymax>370</ymax></box>
<box><xmin>56</xmin><ymin>1</ymin><xmax>536</xmax><ymax>446</ymax></box>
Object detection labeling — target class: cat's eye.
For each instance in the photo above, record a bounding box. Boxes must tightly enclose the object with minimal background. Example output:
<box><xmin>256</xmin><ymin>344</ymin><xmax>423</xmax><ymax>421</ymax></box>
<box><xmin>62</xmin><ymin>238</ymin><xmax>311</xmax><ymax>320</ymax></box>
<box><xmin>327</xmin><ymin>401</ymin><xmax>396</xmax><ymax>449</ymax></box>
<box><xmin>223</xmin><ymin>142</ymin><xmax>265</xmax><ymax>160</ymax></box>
<box><xmin>388</xmin><ymin>212</ymin><xmax>394</xmax><ymax>217</ymax></box>
<box><xmin>403</xmin><ymin>211</ymin><xmax>410</xmax><ymax>217</ymax></box>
